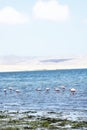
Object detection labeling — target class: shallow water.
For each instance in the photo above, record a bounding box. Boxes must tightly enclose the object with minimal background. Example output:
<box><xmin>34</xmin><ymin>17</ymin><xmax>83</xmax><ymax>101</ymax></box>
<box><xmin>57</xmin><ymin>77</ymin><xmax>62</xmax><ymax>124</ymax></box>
<box><xmin>0</xmin><ymin>69</ymin><xmax>87</xmax><ymax>121</ymax></box>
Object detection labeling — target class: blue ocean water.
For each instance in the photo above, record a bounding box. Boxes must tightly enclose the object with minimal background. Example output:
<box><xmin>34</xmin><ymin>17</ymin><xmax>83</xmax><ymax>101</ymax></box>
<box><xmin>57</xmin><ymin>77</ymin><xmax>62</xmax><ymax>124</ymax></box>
<box><xmin>0</xmin><ymin>69</ymin><xmax>87</xmax><ymax>120</ymax></box>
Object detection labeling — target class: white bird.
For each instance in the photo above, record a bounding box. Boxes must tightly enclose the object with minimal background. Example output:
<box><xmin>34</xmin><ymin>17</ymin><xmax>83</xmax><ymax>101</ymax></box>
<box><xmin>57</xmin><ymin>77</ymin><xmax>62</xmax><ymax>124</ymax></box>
<box><xmin>61</xmin><ymin>85</ymin><xmax>65</xmax><ymax>89</ymax></box>
<box><xmin>4</xmin><ymin>89</ymin><xmax>6</xmax><ymax>92</ymax></box>
<box><xmin>15</xmin><ymin>89</ymin><xmax>20</xmax><ymax>93</ymax></box>
<box><xmin>46</xmin><ymin>87</ymin><xmax>50</xmax><ymax>91</ymax></box>
<box><xmin>36</xmin><ymin>88</ymin><xmax>41</xmax><ymax>91</ymax></box>
<box><xmin>54</xmin><ymin>88</ymin><xmax>60</xmax><ymax>92</ymax></box>
<box><xmin>9</xmin><ymin>87</ymin><xmax>13</xmax><ymax>91</ymax></box>
<box><xmin>70</xmin><ymin>88</ymin><xmax>76</xmax><ymax>92</ymax></box>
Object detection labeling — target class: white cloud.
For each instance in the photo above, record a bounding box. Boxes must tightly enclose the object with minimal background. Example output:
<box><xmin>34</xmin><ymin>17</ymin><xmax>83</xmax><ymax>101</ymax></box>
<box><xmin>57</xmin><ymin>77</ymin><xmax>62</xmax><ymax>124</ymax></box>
<box><xmin>0</xmin><ymin>6</ymin><xmax>29</xmax><ymax>24</ymax></box>
<box><xmin>33</xmin><ymin>0</ymin><xmax>69</xmax><ymax>22</ymax></box>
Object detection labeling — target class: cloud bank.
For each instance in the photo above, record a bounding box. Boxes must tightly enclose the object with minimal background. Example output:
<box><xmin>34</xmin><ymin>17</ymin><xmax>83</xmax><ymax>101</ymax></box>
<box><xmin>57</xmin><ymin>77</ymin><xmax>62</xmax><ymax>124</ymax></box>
<box><xmin>0</xmin><ymin>6</ymin><xmax>29</xmax><ymax>24</ymax></box>
<box><xmin>33</xmin><ymin>0</ymin><xmax>69</xmax><ymax>21</ymax></box>
<box><xmin>0</xmin><ymin>0</ymin><xmax>70</xmax><ymax>24</ymax></box>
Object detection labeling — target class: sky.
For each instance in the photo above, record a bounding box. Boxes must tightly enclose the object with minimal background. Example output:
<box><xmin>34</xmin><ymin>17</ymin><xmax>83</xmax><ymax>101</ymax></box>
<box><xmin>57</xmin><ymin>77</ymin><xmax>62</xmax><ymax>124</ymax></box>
<box><xmin>0</xmin><ymin>0</ymin><xmax>87</xmax><ymax>57</ymax></box>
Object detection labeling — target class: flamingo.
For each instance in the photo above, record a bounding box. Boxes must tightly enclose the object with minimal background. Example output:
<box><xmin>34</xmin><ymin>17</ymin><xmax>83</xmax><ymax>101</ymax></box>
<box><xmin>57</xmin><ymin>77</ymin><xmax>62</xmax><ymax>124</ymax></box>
<box><xmin>36</xmin><ymin>88</ymin><xmax>41</xmax><ymax>91</ymax></box>
<box><xmin>4</xmin><ymin>89</ymin><xmax>7</xmax><ymax>95</ymax></box>
<box><xmin>61</xmin><ymin>85</ymin><xmax>65</xmax><ymax>89</ymax></box>
<box><xmin>4</xmin><ymin>89</ymin><xmax>6</xmax><ymax>92</ymax></box>
<box><xmin>70</xmin><ymin>88</ymin><xmax>76</xmax><ymax>92</ymax></box>
<box><xmin>15</xmin><ymin>89</ymin><xmax>20</xmax><ymax>93</ymax></box>
<box><xmin>46</xmin><ymin>87</ymin><xmax>50</xmax><ymax>91</ymax></box>
<box><xmin>54</xmin><ymin>87</ymin><xmax>60</xmax><ymax>92</ymax></box>
<box><xmin>9</xmin><ymin>87</ymin><xmax>13</xmax><ymax>92</ymax></box>
<box><xmin>70</xmin><ymin>88</ymin><xmax>76</xmax><ymax>95</ymax></box>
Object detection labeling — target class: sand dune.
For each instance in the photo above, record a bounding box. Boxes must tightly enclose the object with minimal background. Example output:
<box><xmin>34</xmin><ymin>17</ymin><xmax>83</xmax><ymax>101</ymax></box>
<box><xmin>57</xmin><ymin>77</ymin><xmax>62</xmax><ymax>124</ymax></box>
<box><xmin>0</xmin><ymin>56</ymin><xmax>87</xmax><ymax>72</ymax></box>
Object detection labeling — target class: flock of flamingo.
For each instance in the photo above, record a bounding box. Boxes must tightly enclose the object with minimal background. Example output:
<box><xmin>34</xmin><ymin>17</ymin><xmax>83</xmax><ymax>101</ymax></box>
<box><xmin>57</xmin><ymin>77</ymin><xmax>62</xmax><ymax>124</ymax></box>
<box><xmin>3</xmin><ymin>86</ymin><xmax>76</xmax><ymax>95</ymax></box>
<box><xmin>36</xmin><ymin>86</ymin><xmax>76</xmax><ymax>94</ymax></box>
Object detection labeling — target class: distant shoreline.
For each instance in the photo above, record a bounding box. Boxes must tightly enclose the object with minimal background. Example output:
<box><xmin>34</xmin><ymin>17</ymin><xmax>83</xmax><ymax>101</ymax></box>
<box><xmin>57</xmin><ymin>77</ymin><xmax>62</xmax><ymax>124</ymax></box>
<box><xmin>0</xmin><ymin>64</ymin><xmax>87</xmax><ymax>73</ymax></box>
<box><xmin>0</xmin><ymin>56</ymin><xmax>87</xmax><ymax>72</ymax></box>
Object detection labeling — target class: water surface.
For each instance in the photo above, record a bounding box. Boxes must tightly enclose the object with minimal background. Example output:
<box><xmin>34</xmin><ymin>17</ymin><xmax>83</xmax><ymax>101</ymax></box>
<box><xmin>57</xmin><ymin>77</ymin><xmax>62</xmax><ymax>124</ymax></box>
<box><xmin>0</xmin><ymin>69</ymin><xmax>87</xmax><ymax>121</ymax></box>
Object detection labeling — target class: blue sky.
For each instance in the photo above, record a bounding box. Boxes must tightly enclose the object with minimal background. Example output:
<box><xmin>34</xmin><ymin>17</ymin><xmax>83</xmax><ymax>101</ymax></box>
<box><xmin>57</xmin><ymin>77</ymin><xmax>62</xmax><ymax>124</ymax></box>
<box><xmin>0</xmin><ymin>0</ymin><xmax>87</xmax><ymax>57</ymax></box>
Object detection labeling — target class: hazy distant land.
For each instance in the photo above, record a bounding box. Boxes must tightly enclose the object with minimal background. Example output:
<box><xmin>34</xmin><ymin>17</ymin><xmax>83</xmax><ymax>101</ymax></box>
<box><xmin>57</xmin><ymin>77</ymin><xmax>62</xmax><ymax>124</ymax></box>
<box><xmin>0</xmin><ymin>55</ymin><xmax>87</xmax><ymax>72</ymax></box>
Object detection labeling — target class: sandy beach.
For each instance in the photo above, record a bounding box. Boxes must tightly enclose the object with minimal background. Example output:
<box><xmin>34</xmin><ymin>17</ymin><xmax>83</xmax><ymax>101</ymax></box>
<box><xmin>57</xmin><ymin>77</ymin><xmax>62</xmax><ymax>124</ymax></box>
<box><xmin>0</xmin><ymin>56</ymin><xmax>87</xmax><ymax>72</ymax></box>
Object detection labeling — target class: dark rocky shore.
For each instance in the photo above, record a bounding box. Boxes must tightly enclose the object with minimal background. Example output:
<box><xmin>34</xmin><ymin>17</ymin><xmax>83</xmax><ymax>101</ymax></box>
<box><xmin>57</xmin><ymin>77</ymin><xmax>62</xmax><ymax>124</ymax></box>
<box><xmin>0</xmin><ymin>110</ymin><xmax>87</xmax><ymax>130</ymax></box>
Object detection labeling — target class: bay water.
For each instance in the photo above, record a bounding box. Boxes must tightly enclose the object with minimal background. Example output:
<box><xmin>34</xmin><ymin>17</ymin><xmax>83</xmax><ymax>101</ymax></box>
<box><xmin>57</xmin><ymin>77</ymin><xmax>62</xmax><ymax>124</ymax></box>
<box><xmin>0</xmin><ymin>69</ymin><xmax>87</xmax><ymax>121</ymax></box>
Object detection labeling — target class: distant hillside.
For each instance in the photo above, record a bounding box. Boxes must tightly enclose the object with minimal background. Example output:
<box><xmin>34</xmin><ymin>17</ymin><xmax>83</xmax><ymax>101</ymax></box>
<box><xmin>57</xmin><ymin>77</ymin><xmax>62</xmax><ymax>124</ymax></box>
<box><xmin>0</xmin><ymin>55</ymin><xmax>87</xmax><ymax>72</ymax></box>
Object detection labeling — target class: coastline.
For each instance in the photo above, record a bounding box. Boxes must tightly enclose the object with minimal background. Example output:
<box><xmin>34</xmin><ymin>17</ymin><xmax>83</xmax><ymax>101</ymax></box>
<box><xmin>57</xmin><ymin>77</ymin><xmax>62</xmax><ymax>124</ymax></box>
<box><xmin>0</xmin><ymin>63</ymin><xmax>87</xmax><ymax>72</ymax></box>
<box><xmin>0</xmin><ymin>56</ymin><xmax>87</xmax><ymax>72</ymax></box>
<box><xmin>0</xmin><ymin>110</ymin><xmax>87</xmax><ymax>130</ymax></box>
